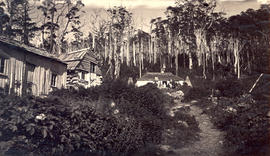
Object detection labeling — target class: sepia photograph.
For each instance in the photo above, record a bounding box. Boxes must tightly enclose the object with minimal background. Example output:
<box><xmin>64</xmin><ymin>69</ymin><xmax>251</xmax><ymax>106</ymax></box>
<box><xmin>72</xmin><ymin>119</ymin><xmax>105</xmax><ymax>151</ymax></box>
<box><xmin>0</xmin><ymin>0</ymin><xmax>269</xmax><ymax>155</ymax></box>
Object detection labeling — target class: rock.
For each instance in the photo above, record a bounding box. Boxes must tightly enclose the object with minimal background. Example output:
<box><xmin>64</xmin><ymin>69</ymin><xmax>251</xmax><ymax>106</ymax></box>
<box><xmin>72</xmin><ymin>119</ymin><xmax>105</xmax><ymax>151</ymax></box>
<box><xmin>177</xmin><ymin>120</ymin><xmax>189</xmax><ymax>127</ymax></box>
<box><xmin>160</xmin><ymin>145</ymin><xmax>171</xmax><ymax>152</ymax></box>
<box><xmin>267</xmin><ymin>111</ymin><xmax>270</xmax><ymax>118</ymax></box>
<box><xmin>185</xmin><ymin>76</ymin><xmax>193</xmax><ymax>87</ymax></box>
<box><xmin>171</xmin><ymin>90</ymin><xmax>184</xmax><ymax>99</ymax></box>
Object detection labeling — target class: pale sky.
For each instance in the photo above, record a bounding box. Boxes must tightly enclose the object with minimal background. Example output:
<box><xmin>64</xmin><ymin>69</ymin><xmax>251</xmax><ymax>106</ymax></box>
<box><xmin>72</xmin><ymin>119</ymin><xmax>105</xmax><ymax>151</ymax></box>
<box><xmin>79</xmin><ymin>0</ymin><xmax>267</xmax><ymax>33</ymax></box>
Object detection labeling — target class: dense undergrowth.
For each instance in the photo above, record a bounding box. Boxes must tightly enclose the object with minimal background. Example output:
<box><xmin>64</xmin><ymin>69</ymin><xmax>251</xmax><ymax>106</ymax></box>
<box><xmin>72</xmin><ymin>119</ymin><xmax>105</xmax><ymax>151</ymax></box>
<box><xmin>0</xmin><ymin>94</ymin><xmax>144</xmax><ymax>156</ymax></box>
<box><xmin>207</xmin><ymin>95</ymin><xmax>269</xmax><ymax>155</ymax></box>
<box><xmin>0</xmin><ymin>80</ymin><xmax>198</xmax><ymax>156</ymax></box>
<box><xmin>183</xmin><ymin>76</ymin><xmax>270</xmax><ymax>155</ymax></box>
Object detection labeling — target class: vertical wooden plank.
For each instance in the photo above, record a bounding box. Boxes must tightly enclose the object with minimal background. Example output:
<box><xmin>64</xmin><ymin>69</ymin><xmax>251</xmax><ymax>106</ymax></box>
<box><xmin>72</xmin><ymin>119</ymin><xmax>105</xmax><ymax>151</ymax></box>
<box><xmin>9</xmin><ymin>58</ymin><xmax>13</xmax><ymax>94</ymax></box>
<box><xmin>21</xmin><ymin>58</ymin><xmax>26</xmax><ymax>96</ymax></box>
<box><xmin>32</xmin><ymin>64</ymin><xmax>38</xmax><ymax>96</ymax></box>
<box><xmin>44</xmin><ymin>68</ymin><xmax>50</xmax><ymax>94</ymax></box>
<box><xmin>62</xmin><ymin>66</ymin><xmax>67</xmax><ymax>88</ymax></box>
<box><xmin>48</xmin><ymin>69</ymin><xmax>51</xmax><ymax>94</ymax></box>
<box><xmin>41</xmin><ymin>67</ymin><xmax>45</xmax><ymax>95</ymax></box>
<box><xmin>14</xmin><ymin>59</ymin><xmax>18</xmax><ymax>95</ymax></box>
<box><xmin>6</xmin><ymin>58</ymin><xmax>9</xmax><ymax>88</ymax></box>
<box><xmin>44</xmin><ymin>68</ymin><xmax>48</xmax><ymax>94</ymax></box>
<box><xmin>36</xmin><ymin>66</ymin><xmax>41</xmax><ymax>95</ymax></box>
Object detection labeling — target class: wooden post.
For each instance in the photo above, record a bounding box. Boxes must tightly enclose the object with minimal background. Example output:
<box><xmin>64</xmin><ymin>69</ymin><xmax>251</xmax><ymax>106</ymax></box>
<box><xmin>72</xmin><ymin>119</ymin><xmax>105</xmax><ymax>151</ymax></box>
<box><xmin>249</xmin><ymin>73</ymin><xmax>263</xmax><ymax>93</ymax></box>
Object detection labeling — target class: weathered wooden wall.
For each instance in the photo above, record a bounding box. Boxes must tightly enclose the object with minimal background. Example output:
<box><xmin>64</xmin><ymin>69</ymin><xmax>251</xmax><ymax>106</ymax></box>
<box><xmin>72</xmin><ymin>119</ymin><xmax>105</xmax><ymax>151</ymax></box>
<box><xmin>0</xmin><ymin>43</ymin><xmax>67</xmax><ymax>96</ymax></box>
<box><xmin>76</xmin><ymin>53</ymin><xmax>101</xmax><ymax>87</ymax></box>
<box><xmin>77</xmin><ymin>52</ymin><xmax>97</xmax><ymax>72</ymax></box>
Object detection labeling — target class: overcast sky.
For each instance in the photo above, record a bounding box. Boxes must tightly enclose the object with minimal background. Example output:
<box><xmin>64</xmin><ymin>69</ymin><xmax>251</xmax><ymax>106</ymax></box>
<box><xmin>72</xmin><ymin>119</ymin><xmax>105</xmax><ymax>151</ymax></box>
<box><xmin>79</xmin><ymin>0</ymin><xmax>268</xmax><ymax>33</ymax></box>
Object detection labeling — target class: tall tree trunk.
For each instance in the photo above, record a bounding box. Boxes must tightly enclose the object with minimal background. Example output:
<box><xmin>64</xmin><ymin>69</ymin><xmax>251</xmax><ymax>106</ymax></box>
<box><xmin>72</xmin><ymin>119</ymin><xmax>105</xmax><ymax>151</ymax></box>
<box><xmin>237</xmin><ymin>54</ymin><xmax>240</xmax><ymax>79</ymax></box>
<box><xmin>133</xmin><ymin>41</ymin><xmax>136</xmax><ymax>66</ymax></box>
<box><xmin>231</xmin><ymin>37</ymin><xmax>242</xmax><ymax>79</ymax></box>
<box><xmin>114</xmin><ymin>36</ymin><xmax>117</xmax><ymax>59</ymax></box>
<box><xmin>23</xmin><ymin>1</ymin><xmax>29</xmax><ymax>45</ymax></box>
<box><xmin>127</xmin><ymin>37</ymin><xmax>130</xmax><ymax>66</ymax></box>
<box><xmin>139</xmin><ymin>46</ymin><xmax>142</xmax><ymax>78</ymax></box>
<box><xmin>160</xmin><ymin>54</ymin><xmax>162</xmax><ymax>70</ymax></box>
<box><xmin>49</xmin><ymin>5</ymin><xmax>55</xmax><ymax>54</ymax></box>
<box><xmin>168</xmin><ymin>30</ymin><xmax>172</xmax><ymax>68</ymax></box>
<box><xmin>6</xmin><ymin>0</ymin><xmax>14</xmax><ymax>38</ymax></box>
<box><xmin>141</xmin><ymin>38</ymin><xmax>144</xmax><ymax>70</ymax></box>
<box><xmin>176</xmin><ymin>51</ymin><xmax>179</xmax><ymax>76</ymax></box>
<box><xmin>203</xmin><ymin>53</ymin><xmax>206</xmax><ymax>79</ymax></box>
<box><xmin>211</xmin><ymin>50</ymin><xmax>215</xmax><ymax>81</ymax></box>
<box><xmin>149</xmin><ymin>36</ymin><xmax>152</xmax><ymax>63</ymax></box>
<box><xmin>195</xmin><ymin>29</ymin><xmax>202</xmax><ymax>67</ymax></box>
<box><xmin>120</xmin><ymin>42</ymin><xmax>124</xmax><ymax>64</ymax></box>
<box><xmin>92</xmin><ymin>33</ymin><xmax>95</xmax><ymax>50</ymax></box>
<box><xmin>153</xmin><ymin>40</ymin><xmax>157</xmax><ymax>64</ymax></box>
<box><xmin>210</xmin><ymin>37</ymin><xmax>217</xmax><ymax>81</ymax></box>
<box><xmin>108</xmin><ymin>33</ymin><xmax>112</xmax><ymax>64</ymax></box>
<box><xmin>188</xmin><ymin>51</ymin><xmax>193</xmax><ymax>70</ymax></box>
<box><xmin>104</xmin><ymin>35</ymin><xmax>108</xmax><ymax>60</ymax></box>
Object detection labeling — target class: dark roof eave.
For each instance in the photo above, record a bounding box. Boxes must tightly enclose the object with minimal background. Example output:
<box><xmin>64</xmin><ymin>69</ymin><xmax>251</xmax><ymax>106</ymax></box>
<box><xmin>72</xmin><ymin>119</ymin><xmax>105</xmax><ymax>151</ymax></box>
<box><xmin>0</xmin><ymin>37</ymin><xmax>66</xmax><ymax>65</ymax></box>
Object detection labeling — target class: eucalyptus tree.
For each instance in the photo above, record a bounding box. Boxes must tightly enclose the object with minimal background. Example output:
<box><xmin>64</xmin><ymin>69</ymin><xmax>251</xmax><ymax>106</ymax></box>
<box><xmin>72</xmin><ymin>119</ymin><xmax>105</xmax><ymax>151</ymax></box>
<box><xmin>0</xmin><ymin>0</ymin><xmax>38</xmax><ymax>44</ymax></box>
<box><xmin>228</xmin><ymin>5</ymin><xmax>270</xmax><ymax>75</ymax></box>
<box><xmin>13</xmin><ymin>0</ymin><xmax>38</xmax><ymax>45</ymax></box>
<box><xmin>106</xmin><ymin>6</ymin><xmax>133</xmax><ymax>79</ymax></box>
<box><xmin>38</xmin><ymin>0</ymin><xmax>84</xmax><ymax>54</ymax></box>
<box><xmin>218</xmin><ymin>4</ymin><xmax>269</xmax><ymax>80</ymax></box>
<box><xmin>171</xmin><ymin>0</ymin><xmax>229</xmax><ymax>79</ymax></box>
<box><xmin>0</xmin><ymin>1</ymin><xmax>9</xmax><ymax>35</ymax></box>
<box><xmin>130</xmin><ymin>29</ymin><xmax>151</xmax><ymax>77</ymax></box>
<box><xmin>150</xmin><ymin>17</ymin><xmax>168</xmax><ymax>69</ymax></box>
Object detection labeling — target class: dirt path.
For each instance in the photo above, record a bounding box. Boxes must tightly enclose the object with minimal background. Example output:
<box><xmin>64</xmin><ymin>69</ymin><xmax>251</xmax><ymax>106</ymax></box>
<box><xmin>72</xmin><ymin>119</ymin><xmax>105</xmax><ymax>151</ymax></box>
<box><xmin>166</xmin><ymin>100</ymin><xmax>225</xmax><ymax>156</ymax></box>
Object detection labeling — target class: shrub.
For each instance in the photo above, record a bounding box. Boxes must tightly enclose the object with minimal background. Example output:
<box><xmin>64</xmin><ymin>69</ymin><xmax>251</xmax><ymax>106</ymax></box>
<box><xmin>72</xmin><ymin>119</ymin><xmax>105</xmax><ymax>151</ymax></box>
<box><xmin>183</xmin><ymin>87</ymin><xmax>210</xmax><ymax>101</ymax></box>
<box><xmin>162</xmin><ymin>111</ymin><xmax>199</xmax><ymax>148</ymax></box>
<box><xmin>0</xmin><ymin>95</ymin><xmax>144</xmax><ymax>156</ymax></box>
<box><xmin>204</xmin><ymin>95</ymin><xmax>270</xmax><ymax>155</ymax></box>
<box><xmin>0</xmin><ymin>79</ymin><xmax>175</xmax><ymax>155</ymax></box>
<box><xmin>51</xmin><ymin>81</ymin><xmax>172</xmax><ymax>145</ymax></box>
<box><xmin>215</xmin><ymin>78</ymin><xmax>245</xmax><ymax>98</ymax></box>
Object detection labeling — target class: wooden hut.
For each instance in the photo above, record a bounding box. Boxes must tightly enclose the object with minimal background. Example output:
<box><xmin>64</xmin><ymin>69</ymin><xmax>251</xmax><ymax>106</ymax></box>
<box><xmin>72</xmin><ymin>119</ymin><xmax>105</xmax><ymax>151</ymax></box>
<box><xmin>58</xmin><ymin>48</ymin><xmax>102</xmax><ymax>88</ymax></box>
<box><xmin>136</xmin><ymin>72</ymin><xmax>184</xmax><ymax>88</ymax></box>
<box><xmin>0</xmin><ymin>36</ymin><xmax>67</xmax><ymax>96</ymax></box>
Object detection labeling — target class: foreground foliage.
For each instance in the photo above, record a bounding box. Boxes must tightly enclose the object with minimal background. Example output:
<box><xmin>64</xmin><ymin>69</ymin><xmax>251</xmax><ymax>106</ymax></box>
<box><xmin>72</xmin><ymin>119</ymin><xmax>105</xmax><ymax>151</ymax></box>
<box><xmin>0</xmin><ymin>94</ymin><xmax>144</xmax><ymax>156</ymax></box>
<box><xmin>185</xmin><ymin>77</ymin><xmax>270</xmax><ymax>155</ymax></box>
<box><xmin>1</xmin><ymin>80</ymin><xmax>199</xmax><ymax>155</ymax></box>
<box><xmin>52</xmin><ymin>81</ymin><xmax>175</xmax><ymax>144</ymax></box>
<box><xmin>205</xmin><ymin>95</ymin><xmax>269</xmax><ymax>155</ymax></box>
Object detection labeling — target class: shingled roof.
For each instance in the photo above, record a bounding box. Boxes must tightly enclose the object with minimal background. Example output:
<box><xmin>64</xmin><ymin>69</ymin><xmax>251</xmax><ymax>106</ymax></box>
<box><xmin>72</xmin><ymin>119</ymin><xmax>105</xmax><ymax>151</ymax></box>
<box><xmin>58</xmin><ymin>48</ymin><xmax>98</xmax><ymax>70</ymax></box>
<box><xmin>138</xmin><ymin>72</ymin><xmax>184</xmax><ymax>81</ymax></box>
<box><xmin>0</xmin><ymin>36</ymin><xmax>65</xmax><ymax>64</ymax></box>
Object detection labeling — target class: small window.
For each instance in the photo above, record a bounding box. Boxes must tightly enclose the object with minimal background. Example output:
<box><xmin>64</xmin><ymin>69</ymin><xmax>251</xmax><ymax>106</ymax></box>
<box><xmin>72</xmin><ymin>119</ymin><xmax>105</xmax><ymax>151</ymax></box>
<box><xmin>81</xmin><ymin>72</ymin><xmax>85</xmax><ymax>80</ymax></box>
<box><xmin>26</xmin><ymin>62</ymin><xmax>35</xmax><ymax>83</ymax></box>
<box><xmin>51</xmin><ymin>73</ymin><xmax>57</xmax><ymax>87</ymax></box>
<box><xmin>90</xmin><ymin>62</ymin><xmax>95</xmax><ymax>73</ymax></box>
<box><xmin>0</xmin><ymin>57</ymin><xmax>5</xmax><ymax>74</ymax></box>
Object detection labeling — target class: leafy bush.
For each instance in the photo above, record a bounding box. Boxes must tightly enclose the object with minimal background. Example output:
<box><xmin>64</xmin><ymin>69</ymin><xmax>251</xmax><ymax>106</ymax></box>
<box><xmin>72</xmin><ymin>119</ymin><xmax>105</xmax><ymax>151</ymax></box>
<box><xmin>183</xmin><ymin>87</ymin><xmax>210</xmax><ymax>102</ymax></box>
<box><xmin>102</xmin><ymin>83</ymin><xmax>172</xmax><ymax>144</ymax></box>
<box><xmin>51</xmin><ymin>81</ymin><xmax>172</xmax><ymax>145</ymax></box>
<box><xmin>162</xmin><ymin>111</ymin><xmax>199</xmax><ymax>148</ymax></box>
<box><xmin>203</xmin><ymin>95</ymin><xmax>270</xmax><ymax>155</ymax></box>
<box><xmin>0</xmin><ymin>95</ymin><xmax>144</xmax><ymax>156</ymax></box>
<box><xmin>0</xmin><ymin>79</ymin><xmax>173</xmax><ymax>155</ymax></box>
<box><xmin>215</xmin><ymin>78</ymin><xmax>245</xmax><ymax>97</ymax></box>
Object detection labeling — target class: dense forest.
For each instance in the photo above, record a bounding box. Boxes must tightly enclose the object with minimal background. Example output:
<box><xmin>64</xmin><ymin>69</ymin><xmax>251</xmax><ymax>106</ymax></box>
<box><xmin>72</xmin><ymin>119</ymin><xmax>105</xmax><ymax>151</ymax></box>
<box><xmin>0</xmin><ymin>0</ymin><xmax>269</xmax><ymax>81</ymax></box>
